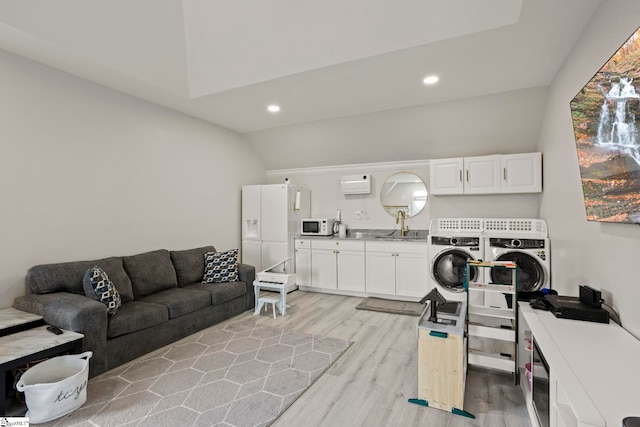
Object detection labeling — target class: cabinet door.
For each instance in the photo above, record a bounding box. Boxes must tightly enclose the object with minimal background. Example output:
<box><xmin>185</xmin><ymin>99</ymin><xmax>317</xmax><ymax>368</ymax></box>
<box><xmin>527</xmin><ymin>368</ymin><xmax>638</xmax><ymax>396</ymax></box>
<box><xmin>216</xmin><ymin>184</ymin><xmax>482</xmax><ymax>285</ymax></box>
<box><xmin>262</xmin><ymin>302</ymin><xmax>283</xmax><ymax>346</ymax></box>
<box><xmin>501</xmin><ymin>152</ymin><xmax>542</xmax><ymax>193</ymax></box>
<box><xmin>241</xmin><ymin>240</ymin><xmax>261</xmax><ymax>269</ymax></box>
<box><xmin>337</xmin><ymin>250</ymin><xmax>366</xmax><ymax>292</ymax></box>
<box><xmin>311</xmin><ymin>249</ymin><xmax>338</xmax><ymax>290</ymax></box>
<box><xmin>418</xmin><ymin>329</ymin><xmax>464</xmax><ymax>411</ymax></box>
<box><xmin>464</xmin><ymin>155</ymin><xmax>501</xmax><ymax>194</ymax></box>
<box><xmin>261</xmin><ymin>241</ymin><xmax>288</xmax><ymax>272</ymax></box>
<box><xmin>396</xmin><ymin>252</ymin><xmax>429</xmax><ymax>298</ymax></box>
<box><xmin>429</xmin><ymin>158</ymin><xmax>464</xmax><ymax>195</ymax></box>
<box><xmin>260</xmin><ymin>184</ymin><xmax>289</xmax><ymax>242</ymax></box>
<box><xmin>242</xmin><ymin>185</ymin><xmax>262</xmax><ymax>239</ymax></box>
<box><xmin>295</xmin><ymin>248</ymin><xmax>311</xmax><ymax>287</ymax></box>
<box><xmin>366</xmin><ymin>252</ymin><xmax>396</xmax><ymax>295</ymax></box>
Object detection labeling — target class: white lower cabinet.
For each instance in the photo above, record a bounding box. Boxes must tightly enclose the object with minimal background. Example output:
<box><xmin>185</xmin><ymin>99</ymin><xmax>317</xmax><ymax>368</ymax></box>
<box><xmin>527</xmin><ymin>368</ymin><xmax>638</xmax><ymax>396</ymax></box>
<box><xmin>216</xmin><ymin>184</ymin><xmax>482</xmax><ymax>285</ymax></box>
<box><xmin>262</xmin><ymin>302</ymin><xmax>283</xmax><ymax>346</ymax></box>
<box><xmin>337</xmin><ymin>248</ymin><xmax>366</xmax><ymax>292</ymax></box>
<box><xmin>396</xmin><ymin>251</ymin><xmax>429</xmax><ymax>297</ymax></box>
<box><xmin>311</xmin><ymin>248</ymin><xmax>338</xmax><ymax>290</ymax></box>
<box><xmin>294</xmin><ymin>239</ymin><xmax>311</xmax><ymax>287</ymax></box>
<box><xmin>309</xmin><ymin>239</ymin><xmax>365</xmax><ymax>292</ymax></box>
<box><xmin>295</xmin><ymin>238</ymin><xmax>428</xmax><ymax>299</ymax></box>
<box><xmin>365</xmin><ymin>241</ymin><xmax>428</xmax><ymax>298</ymax></box>
<box><xmin>519</xmin><ymin>303</ymin><xmax>611</xmax><ymax>427</ymax></box>
<box><xmin>365</xmin><ymin>251</ymin><xmax>396</xmax><ymax>295</ymax></box>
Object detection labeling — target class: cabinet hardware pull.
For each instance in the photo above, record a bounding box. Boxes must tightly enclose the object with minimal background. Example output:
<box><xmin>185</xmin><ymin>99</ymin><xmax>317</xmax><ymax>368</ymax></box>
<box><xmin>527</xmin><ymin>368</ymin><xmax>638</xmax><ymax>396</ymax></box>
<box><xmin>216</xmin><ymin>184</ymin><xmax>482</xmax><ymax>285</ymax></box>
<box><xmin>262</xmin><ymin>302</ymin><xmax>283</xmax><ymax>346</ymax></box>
<box><xmin>503</xmin><ymin>167</ymin><xmax>507</xmax><ymax>180</ymax></box>
<box><xmin>466</xmin><ymin>170</ymin><xmax>469</xmax><ymax>182</ymax></box>
<box><xmin>459</xmin><ymin>169</ymin><xmax>462</xmax><ymax>182</ymax></box>
<box><xmin>430</xmin><ymin>331</ymin><xmax>449</xmax><ymax>339</ymax></box>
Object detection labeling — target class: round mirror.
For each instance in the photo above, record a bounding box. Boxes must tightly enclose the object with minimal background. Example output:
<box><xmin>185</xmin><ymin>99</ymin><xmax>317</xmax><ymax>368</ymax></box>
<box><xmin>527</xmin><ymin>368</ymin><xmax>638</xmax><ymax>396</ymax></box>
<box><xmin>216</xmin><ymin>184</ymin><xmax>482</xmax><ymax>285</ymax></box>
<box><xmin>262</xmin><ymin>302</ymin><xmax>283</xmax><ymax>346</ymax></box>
<box><xmin>380</xmin><ymin>171</ymin><xmax>428</xmax><ymax>218</ymax></box>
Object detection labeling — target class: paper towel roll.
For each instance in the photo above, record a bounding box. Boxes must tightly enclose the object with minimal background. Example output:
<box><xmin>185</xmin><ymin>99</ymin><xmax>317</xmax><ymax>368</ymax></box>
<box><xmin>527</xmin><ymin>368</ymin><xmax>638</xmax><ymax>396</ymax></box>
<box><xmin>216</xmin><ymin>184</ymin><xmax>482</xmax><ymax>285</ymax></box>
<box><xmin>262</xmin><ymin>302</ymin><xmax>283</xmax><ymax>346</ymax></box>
<box><xmin>294</xmin><ymin>191</ymin><xmax>301</xmax><ymax>211</ymax></box>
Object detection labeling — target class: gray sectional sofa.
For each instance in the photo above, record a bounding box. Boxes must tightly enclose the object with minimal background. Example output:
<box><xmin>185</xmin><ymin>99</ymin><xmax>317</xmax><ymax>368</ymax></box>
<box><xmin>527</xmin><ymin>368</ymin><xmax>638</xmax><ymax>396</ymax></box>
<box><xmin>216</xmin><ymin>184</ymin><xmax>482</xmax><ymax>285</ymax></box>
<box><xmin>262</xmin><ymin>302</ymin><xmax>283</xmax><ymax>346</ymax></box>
<box><xmin>13</xmin><ymin>246</ymin><xmax>255</xmax><ymax>377</ymax></box>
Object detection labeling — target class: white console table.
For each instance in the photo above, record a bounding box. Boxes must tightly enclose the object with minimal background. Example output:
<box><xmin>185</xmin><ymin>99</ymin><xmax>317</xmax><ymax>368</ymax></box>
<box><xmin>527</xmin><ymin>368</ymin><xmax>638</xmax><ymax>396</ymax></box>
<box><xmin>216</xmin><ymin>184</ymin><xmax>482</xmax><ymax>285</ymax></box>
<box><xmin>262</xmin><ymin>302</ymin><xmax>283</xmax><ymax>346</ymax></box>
<box><xmin>519</xmin><ymin>302</ymin><xmax>640</xmax><ymax>427</ymax></box>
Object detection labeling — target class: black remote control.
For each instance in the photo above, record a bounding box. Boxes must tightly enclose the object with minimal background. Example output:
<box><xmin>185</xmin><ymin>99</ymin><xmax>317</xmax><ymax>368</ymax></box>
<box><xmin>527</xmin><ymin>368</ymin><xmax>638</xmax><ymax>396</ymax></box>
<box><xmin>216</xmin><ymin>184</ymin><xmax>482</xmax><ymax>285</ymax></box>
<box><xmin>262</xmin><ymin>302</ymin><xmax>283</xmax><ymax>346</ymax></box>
<box><xmin>47</xmin><ymin>325</ymin><xmax>63</xmax><ymax>335</ymax></box>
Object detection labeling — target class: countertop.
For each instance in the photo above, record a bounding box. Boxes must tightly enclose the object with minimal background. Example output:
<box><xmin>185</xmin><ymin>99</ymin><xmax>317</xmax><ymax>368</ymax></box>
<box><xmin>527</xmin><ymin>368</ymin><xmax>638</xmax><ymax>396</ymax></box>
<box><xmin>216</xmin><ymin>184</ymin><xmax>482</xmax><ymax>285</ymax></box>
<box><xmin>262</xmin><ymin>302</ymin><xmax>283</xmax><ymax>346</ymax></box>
<box><xmin>520</xmin><ymin>302</ymin><xmax>640</xmax><ymax>426</ymax></box>
<box><xmin>296</xmin><ymin>228</ymin><xmax>429</xmax><ymax>242</ymax></box>
<box><xmin>418</xmin><ymin>300</ymin><xmax>466</xmax><ymax>336</ymax></box>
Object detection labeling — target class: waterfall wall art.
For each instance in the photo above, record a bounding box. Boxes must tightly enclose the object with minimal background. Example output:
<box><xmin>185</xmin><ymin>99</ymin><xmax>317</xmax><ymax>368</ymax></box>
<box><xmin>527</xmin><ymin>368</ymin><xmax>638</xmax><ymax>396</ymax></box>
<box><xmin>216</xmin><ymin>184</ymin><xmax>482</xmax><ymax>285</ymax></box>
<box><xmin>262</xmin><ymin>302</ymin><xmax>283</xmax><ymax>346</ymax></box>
<box><xmin>571</xmin><ymin>26</ymin><xmax>640</xmax><ymax>223</ymax></box>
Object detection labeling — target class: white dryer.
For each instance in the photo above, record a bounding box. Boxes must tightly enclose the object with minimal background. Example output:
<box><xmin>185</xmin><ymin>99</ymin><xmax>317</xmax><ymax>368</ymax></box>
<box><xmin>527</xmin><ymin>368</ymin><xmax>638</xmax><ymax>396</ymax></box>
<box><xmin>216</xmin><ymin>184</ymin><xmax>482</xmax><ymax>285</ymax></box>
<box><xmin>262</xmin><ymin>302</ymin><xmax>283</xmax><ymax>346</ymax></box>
<box><xmin>484</xmin><ymin>237</ymin><xmax>550</xmax><ymax>291</ymax></box>
<box><xmin>428</xmin><ymin>218</ymin><xmax>484</xmax><ymax>301</ymax></box>
<box><xmin>483</xmin><ymin>219</ymin><xmax>551</xmax><ymax>307</ymax></box>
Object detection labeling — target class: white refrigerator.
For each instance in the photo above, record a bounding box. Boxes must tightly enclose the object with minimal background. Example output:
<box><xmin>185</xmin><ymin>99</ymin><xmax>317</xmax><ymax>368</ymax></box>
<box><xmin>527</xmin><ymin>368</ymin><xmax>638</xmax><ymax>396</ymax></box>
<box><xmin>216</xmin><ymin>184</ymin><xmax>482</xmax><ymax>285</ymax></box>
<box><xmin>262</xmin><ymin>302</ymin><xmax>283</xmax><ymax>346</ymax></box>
<box><xmin>241</xmin><ymin>183</ymin><xmax>310</xmax><ymax>292</ymax></box>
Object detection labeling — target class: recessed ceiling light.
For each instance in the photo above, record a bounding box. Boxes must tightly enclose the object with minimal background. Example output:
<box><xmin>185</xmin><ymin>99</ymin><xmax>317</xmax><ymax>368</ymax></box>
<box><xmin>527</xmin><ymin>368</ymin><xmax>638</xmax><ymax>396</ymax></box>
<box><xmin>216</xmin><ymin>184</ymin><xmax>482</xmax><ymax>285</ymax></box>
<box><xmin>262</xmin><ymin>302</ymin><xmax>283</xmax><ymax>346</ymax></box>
<box><xmin>423</xmin><ymin>75</ymin><xmax>439</xmax><ymax>85</ymax></box>
<box><xmin>267</xmin><ymin>104</ymin><xmax>281</xmax><ymax>113</ymax></box>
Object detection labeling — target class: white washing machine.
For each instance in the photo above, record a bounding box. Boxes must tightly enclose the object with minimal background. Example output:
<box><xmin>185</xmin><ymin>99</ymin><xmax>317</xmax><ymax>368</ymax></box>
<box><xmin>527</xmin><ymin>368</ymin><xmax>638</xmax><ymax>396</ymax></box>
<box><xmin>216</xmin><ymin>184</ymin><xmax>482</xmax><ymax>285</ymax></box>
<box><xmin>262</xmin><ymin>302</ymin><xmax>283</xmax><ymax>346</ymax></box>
<box><xmin>483</xmin><ymin>218</ymin><xmax>551</xmax><ymax>307</ymax></box>
<box><xmin>428</xmin><ymin>218</ymin><xmax>484</xmax><ymax>302</ymax></box>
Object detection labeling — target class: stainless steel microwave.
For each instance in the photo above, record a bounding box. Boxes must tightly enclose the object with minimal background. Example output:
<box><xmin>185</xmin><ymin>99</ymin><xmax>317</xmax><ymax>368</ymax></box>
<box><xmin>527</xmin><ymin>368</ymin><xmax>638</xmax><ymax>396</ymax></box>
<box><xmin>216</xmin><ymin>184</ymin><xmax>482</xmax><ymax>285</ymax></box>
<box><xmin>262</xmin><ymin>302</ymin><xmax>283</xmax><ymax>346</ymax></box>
<box><xmin>300</xmin><ymin>218</ymin><xmax>334</xmax><ymax>236</ymax></box>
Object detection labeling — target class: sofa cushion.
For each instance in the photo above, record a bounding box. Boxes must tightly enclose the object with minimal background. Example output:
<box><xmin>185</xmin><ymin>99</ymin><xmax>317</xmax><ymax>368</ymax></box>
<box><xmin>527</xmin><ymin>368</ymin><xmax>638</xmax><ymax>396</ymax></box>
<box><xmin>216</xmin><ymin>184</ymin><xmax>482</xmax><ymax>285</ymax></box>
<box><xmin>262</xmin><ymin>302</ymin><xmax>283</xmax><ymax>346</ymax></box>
<box><xmin>107</xmin><ymin>301</ymin><xmax>169</xmax><ymax>338</ymax></box>
<box><xmin>202</xmin><ymin>249</ymin><xmax>239</xmax><ymax>283</ymax></box>
<box><xmin>26</xmin><ymin>257</ymin><xmax>134</xmax><ymax>303</ymax></box>
<box><xmin>185</xmin><ymin>281</ymin><xmax>246</xmax><ymax>306</ymax></box>
<box><xmin>83</xmin><ymin>267</ymin><xmax>122</xmax><ymax>316</ymax></box>
<box><xmin>123</xmin><ymin>249</ymin><xmax>178</xmax><ymax>298</ymax></box>
<box><xmin>138</xmin><ymin>288</ymin><xmax>211</xmax><ymax>319</ymax></box>
<box><xmin>170</xmin><ymin>246</ymin><xmax>216</xmax><ymax>287</ymax></box>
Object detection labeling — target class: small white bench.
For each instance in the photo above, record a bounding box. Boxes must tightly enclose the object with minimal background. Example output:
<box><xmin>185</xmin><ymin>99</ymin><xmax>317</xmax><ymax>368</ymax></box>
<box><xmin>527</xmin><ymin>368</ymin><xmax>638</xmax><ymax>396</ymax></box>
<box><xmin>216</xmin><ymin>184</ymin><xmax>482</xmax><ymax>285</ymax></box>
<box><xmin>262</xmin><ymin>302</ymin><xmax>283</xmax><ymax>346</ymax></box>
<box><xmin>257</xmin><ymin>295</ymin><xmax>281</xmax><ymax>319</ymax></box>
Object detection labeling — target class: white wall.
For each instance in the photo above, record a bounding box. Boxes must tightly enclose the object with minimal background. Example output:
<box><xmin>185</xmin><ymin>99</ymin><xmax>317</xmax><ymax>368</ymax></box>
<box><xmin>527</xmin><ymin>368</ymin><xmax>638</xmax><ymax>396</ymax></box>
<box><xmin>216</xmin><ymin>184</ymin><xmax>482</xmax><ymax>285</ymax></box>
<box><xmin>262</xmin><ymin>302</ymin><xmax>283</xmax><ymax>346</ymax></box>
<box><xmin>256</xmin><ymin>87</ymin><xmax>547</xmax><ymax>233</ymax></box>
<box><xmin>0</xmin><ymin>50</ymin><xmax>266</xmax><ymax>308</ymax></box>
<box><xmin>539</xmin><ymin>0</ymin><xmax>640</xmax><ymax>338</ymax></box>
<box><xmin>268</xmin><ymin>162</ymin><xmax>540</xmax><ymax>233</ymax></box>
<box><xmin>248</xmin><ymin>87</ymin><xmax>548</xmax><ymax>170</ymax></box>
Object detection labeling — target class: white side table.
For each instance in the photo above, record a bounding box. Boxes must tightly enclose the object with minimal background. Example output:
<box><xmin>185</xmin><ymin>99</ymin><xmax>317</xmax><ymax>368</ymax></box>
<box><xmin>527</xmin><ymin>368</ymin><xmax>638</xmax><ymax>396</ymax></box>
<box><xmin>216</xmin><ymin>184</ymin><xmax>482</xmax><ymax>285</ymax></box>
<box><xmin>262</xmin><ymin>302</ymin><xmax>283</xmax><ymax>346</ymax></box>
<box><xmin>0</xmin><ymin>307</ymin><xmax>44</xmax><ymax>336</ymax></box>
<box><xmin>253</xmin><ymin>280</ymin><xmax>286</xmax><ymax>316</ymax></box>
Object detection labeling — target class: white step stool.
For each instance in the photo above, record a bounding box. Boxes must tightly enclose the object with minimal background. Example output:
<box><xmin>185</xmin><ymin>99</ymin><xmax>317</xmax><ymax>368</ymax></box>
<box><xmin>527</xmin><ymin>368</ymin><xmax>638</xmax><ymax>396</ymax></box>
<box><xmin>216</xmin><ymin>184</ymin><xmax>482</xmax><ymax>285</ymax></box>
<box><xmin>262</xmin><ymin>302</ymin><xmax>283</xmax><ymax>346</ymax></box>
<box><xmin>257</xmin><ymin>295</ymin><xmax>281</xmax><ymax>318</ymax></box>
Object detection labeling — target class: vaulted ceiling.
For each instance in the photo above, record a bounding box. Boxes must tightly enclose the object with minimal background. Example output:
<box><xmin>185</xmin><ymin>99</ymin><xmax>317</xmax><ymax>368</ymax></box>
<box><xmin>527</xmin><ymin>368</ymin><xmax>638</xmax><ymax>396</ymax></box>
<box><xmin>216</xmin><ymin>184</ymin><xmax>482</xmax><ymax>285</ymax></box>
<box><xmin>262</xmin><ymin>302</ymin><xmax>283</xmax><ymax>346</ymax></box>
<box><xmin>0</xmin><ymin>0</ymin><xmax>601</xmax><ymax>134</ymax></box>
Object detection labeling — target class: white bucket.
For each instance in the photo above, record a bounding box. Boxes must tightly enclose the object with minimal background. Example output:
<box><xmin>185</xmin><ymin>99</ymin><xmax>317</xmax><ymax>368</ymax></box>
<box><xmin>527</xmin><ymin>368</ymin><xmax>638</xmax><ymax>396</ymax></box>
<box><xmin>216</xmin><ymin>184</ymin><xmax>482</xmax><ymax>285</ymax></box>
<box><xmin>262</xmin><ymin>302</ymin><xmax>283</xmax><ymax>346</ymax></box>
<box><xmin>16</xmin><ymin>351</ymin><xmax>92</xmax><ymax>424</ymax></box>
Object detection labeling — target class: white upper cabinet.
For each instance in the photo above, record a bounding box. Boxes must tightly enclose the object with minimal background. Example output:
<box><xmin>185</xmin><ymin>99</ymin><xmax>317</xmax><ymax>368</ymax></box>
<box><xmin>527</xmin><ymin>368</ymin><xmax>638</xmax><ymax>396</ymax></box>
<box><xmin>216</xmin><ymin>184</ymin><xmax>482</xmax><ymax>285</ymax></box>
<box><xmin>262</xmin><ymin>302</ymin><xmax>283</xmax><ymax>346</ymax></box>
<box><xmin>464</xmin><ymin>155</ymin><xmax>501</xmax><ymax>194</ymax></box>
<box><xmin>430</xmin><ymin>153</ymin><xmax>542</xmax><ymax>195</ymax></box>
<box><xmin>500</xmin><ymin>152</ymin><xmax>542</xmax><ymax>193</ymax></box>
<box><xmin>429</xmin><ymin>158</ymin><xmax>464</xmax><ymax>194</ymax></box>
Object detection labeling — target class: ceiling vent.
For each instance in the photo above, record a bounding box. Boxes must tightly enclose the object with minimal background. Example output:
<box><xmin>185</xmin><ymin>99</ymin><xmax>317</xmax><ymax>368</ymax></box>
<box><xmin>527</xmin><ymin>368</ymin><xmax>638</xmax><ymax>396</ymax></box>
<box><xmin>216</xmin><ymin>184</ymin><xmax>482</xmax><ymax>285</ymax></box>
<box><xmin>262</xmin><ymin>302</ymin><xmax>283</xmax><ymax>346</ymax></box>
<box><xmin>341</xmin><ymin>174</ymin><xmax>371</xmax><ymax>195</ymax></box>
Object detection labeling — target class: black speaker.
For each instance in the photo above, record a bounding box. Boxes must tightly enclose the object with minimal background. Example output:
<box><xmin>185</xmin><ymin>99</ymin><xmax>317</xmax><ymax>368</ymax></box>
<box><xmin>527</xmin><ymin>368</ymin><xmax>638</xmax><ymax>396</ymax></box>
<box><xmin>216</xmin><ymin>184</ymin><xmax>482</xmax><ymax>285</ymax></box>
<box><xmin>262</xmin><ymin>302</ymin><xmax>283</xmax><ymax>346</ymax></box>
<box><xmin>579</xmin><ymin>285</ymin><xmax>602</xmax><ymax>308</ymax></box>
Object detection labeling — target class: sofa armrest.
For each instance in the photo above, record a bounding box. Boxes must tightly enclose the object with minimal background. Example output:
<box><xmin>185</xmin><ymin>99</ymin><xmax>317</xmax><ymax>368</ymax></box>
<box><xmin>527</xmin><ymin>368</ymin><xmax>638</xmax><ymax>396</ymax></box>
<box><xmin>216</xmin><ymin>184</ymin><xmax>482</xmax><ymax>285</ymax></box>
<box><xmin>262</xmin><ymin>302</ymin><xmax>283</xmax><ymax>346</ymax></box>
<box><xmin>14</xmin><ymin>292</ymin><xmax>109</xmax><ymax>374</ymax></box>
<box><xmin>15</xmin><ymin>292</ymin><xmax>107</xmax><ymax>332</ymax></box>
<box><xmin>238</xmin><ymin>263</ymin><xmax>255</xmax><ymax>310</ymax></box>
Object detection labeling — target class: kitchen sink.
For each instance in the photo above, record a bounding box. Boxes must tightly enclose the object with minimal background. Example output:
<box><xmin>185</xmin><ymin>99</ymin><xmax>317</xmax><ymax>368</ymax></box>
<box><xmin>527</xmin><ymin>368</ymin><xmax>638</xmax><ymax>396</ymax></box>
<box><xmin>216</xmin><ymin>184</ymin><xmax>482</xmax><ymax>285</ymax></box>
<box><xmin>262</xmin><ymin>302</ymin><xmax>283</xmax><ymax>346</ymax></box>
<box><xmin>374</xmin><ymin>235</ymin><xmax>426</xmax><ymax>241</ymax></box>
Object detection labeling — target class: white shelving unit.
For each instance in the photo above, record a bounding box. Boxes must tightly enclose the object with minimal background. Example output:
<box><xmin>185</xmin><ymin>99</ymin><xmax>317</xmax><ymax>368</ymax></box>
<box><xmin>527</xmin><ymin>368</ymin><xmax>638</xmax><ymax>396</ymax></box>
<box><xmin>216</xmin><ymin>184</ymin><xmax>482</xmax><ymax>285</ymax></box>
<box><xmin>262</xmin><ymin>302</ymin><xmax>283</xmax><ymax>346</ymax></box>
<box><xmin>465</xmin><ymin>260</ymin><xmax>518</xmax><ymax>384</ymax></box>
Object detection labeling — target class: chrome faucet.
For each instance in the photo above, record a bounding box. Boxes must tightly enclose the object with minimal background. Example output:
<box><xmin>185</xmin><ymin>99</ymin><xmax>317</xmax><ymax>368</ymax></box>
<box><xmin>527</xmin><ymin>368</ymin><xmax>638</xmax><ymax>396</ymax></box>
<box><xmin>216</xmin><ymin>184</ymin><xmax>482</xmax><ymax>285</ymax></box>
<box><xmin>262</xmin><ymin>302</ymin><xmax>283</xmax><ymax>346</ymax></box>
<box><xmin>396</xmin><ymin>210</ymin><xmax>409</xmax><ymax>237</ymax></box>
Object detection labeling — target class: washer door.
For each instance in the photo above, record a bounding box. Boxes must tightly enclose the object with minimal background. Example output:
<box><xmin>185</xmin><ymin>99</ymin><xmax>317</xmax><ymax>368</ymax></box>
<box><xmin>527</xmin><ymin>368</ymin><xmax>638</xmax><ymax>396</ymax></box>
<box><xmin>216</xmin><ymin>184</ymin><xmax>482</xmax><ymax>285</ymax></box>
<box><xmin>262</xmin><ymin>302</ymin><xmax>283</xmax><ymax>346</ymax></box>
<box><xmin>431</xmin><ymin>249</ymin><xmax>478</xmax><ymax>293</ymax></box>
<box><xmin>490</xmin><ymin>251</ymin><xmax>545</xmax><ymax>292</ymax></box>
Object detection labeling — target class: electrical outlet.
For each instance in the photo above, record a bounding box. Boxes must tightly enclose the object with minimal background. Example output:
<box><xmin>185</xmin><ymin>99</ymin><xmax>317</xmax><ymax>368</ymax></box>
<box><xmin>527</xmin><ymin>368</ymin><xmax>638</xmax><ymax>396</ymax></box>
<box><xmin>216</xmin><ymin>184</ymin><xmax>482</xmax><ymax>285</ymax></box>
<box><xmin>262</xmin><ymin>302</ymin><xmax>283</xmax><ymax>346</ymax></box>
<box><xmin>356</xmin><ymin>210</ymin><xmax>366</xmax><ymax>219</ymax></box>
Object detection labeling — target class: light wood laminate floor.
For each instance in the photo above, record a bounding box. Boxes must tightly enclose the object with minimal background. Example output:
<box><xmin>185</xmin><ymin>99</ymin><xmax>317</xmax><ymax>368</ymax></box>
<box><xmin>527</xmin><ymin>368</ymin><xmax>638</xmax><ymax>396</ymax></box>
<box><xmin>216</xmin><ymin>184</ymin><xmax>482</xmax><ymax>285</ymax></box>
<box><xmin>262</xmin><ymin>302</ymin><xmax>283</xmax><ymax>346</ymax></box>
<box><xmin>243</xmin><ymin>290</ymin><xmax>531</xmax><ymax>427</ymax></box>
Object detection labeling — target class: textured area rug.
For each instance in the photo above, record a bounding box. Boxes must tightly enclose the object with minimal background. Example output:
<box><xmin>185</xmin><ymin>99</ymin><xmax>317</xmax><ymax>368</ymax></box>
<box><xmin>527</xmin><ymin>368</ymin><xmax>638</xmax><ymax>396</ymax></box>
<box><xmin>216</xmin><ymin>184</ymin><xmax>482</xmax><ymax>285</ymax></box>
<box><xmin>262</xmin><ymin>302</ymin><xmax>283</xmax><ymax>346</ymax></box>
<box><xmin>355</xmin><ymin>297</ymin><xmax>426</xmax><ymax>316</ymax></box>
<box><xmin>39</xmin><ymin>319</ymin><xmax>350</xmax><ymax>427</ymax></box>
